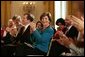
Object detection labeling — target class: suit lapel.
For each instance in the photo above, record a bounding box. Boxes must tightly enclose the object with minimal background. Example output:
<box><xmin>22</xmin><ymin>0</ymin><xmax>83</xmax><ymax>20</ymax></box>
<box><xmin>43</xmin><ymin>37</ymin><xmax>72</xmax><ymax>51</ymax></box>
<box><xmin>22</xmin><ymin>26</ymin><xmax>30</xmax><ymax>36</ymax></box>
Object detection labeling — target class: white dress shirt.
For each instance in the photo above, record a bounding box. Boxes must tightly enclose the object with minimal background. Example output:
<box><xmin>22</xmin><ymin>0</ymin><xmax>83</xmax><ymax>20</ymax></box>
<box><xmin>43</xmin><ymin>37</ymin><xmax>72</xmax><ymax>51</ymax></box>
<box><xmin>23</xmin><ymin>23</ymin><xmax>30</xmax><ymax>32</ymax></box>
<box><xmin>16</xmin><ymin>23</ymin><xmax>30</xmax><ymax>36</ymax></box>
<box><xmin>65</xmin><ymin>25</ymin><xmax>73</xmax><ymax>35</ymax></box>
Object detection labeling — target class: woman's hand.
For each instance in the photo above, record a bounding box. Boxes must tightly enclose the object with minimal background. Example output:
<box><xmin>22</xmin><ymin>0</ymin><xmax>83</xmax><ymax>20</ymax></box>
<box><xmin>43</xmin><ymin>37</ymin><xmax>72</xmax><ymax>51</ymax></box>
<box><xmin>30</xmin><ymin>22</ymin><xmax>36</xmax><ymax>31</ymax></box>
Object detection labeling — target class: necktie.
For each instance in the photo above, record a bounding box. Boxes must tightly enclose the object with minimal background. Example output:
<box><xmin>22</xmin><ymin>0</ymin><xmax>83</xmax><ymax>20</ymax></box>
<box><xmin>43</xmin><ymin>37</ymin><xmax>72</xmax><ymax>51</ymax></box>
<box><xmin>65</xmin><ymin>27</ymin><xmax>68</xmax><ymax>35</ymax></box>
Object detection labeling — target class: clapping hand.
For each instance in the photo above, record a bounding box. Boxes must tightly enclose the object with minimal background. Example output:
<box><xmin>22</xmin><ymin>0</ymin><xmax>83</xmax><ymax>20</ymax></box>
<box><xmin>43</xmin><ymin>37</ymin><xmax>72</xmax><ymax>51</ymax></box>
<box><xmin>66</xmin><ymin>15</ymin><xmax>84</xmax><ymax>32</ymax></box>
<box><xmin>10</xmin><ymin>27</ymin><xmax>17</xmax><ymax>37</ymax></box>
<box><xmin>6</xmin><ymin>27</ymin><xmax>11</xmax><ymax>32</ymax></box>
<box><xmin>30</xmin><ymin>22</ymin><xmax>36</xmax><ymax>31</ymax></box>
<box><xmin>57</xmin><ymin>31</ymin><xmax>73</xmax><ymax>47</ymax></box>
<box><xmin>71</xmin><ymin>15</ymin><xmax>84</xmax><ymax>32</ymax></box>
<box><xmin>58</xmin><ymin>31</ymin><xmax>66</xmax><ymax>38</ymax></box>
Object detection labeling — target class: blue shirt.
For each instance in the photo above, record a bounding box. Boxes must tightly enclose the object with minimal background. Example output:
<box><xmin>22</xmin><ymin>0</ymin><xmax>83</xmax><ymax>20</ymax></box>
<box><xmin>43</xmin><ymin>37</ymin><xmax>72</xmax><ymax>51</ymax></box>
<box><xmin>32</xmin><ymin>26</ymin><xmax>54</xmax><ymax>53</ymax></box>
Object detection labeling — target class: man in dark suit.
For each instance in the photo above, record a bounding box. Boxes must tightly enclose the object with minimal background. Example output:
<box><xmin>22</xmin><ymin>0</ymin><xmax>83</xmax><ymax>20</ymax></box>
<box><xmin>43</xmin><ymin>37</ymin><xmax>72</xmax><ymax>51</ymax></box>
<box><xmin>61</xmin><ymin>17</ymin><xmax>79</xmax><ymax>54</ymax></box>
<box><xmin>14</xmin><ymin>13</ymin><xmax>35</xmax><ymax>56</ymax></box>
<box><xmin>65</xmin><ymin>18</ymin><xmax>79</xmax><ymax>40</ymax></box>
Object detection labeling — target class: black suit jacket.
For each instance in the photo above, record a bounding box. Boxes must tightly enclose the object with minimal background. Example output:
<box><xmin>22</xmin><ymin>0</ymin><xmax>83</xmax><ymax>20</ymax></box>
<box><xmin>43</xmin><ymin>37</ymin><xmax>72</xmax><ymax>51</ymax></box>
<box><xmin>4</xmin><ymin>32</ymin><xmax>15</xmax><ymax>44</ymax></box>
<box><xmin>15</xmin><ymin>25</ymin><xmax>33</xmax><ymax>44</ymax></box>
<box><xmin>65</xmin><ymin>26</ymin><xmax>79</xmax><ymax>39</ymax></box>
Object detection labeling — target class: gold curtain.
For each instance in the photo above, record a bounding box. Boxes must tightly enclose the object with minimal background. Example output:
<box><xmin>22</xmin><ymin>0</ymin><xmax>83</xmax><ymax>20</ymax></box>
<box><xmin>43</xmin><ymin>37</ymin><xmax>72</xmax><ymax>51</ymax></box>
<box><xmin>67</xmin><ymin>1</ymin><xmax>84</xmax><ymax>18</ymax></box>
<box><xmin>1</xmin><ymin>1</ymin><xmax>11</xmax><ymax>27</ymax></box>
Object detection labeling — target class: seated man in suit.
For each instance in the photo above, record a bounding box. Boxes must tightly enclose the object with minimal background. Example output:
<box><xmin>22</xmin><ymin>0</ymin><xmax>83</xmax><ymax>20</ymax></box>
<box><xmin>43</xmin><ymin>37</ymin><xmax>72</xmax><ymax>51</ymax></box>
<box><xmin>64</xmin><ymin>16</ymin><xmax>79</xmax><ymax>44</ymax></box>
<box><xmin>57</xmin><ymin>16</ymin><xmax>79</xmax><ymax>56</ymax></box>
<box><xmin>14</xmin><ymin>13</ymin><xmax>35</xmax><ymax>56</ymax></box>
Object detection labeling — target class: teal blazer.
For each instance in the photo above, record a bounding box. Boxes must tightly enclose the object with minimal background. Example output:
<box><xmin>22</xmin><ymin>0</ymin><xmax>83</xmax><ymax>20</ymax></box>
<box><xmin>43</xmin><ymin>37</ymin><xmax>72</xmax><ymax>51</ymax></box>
<box><xmin>31</xmin><ymin>26</ymin><xmax>54</xmax><ymax>53</ymax></box>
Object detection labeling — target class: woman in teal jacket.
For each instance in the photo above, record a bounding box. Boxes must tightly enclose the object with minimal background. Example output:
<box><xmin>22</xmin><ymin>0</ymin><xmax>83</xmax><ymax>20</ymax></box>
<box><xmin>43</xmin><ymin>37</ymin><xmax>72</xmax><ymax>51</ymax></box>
<box><xmin>30</xmin><ymin>12</ymin><xmax>54</xmax><ymax>56</ymax></box>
